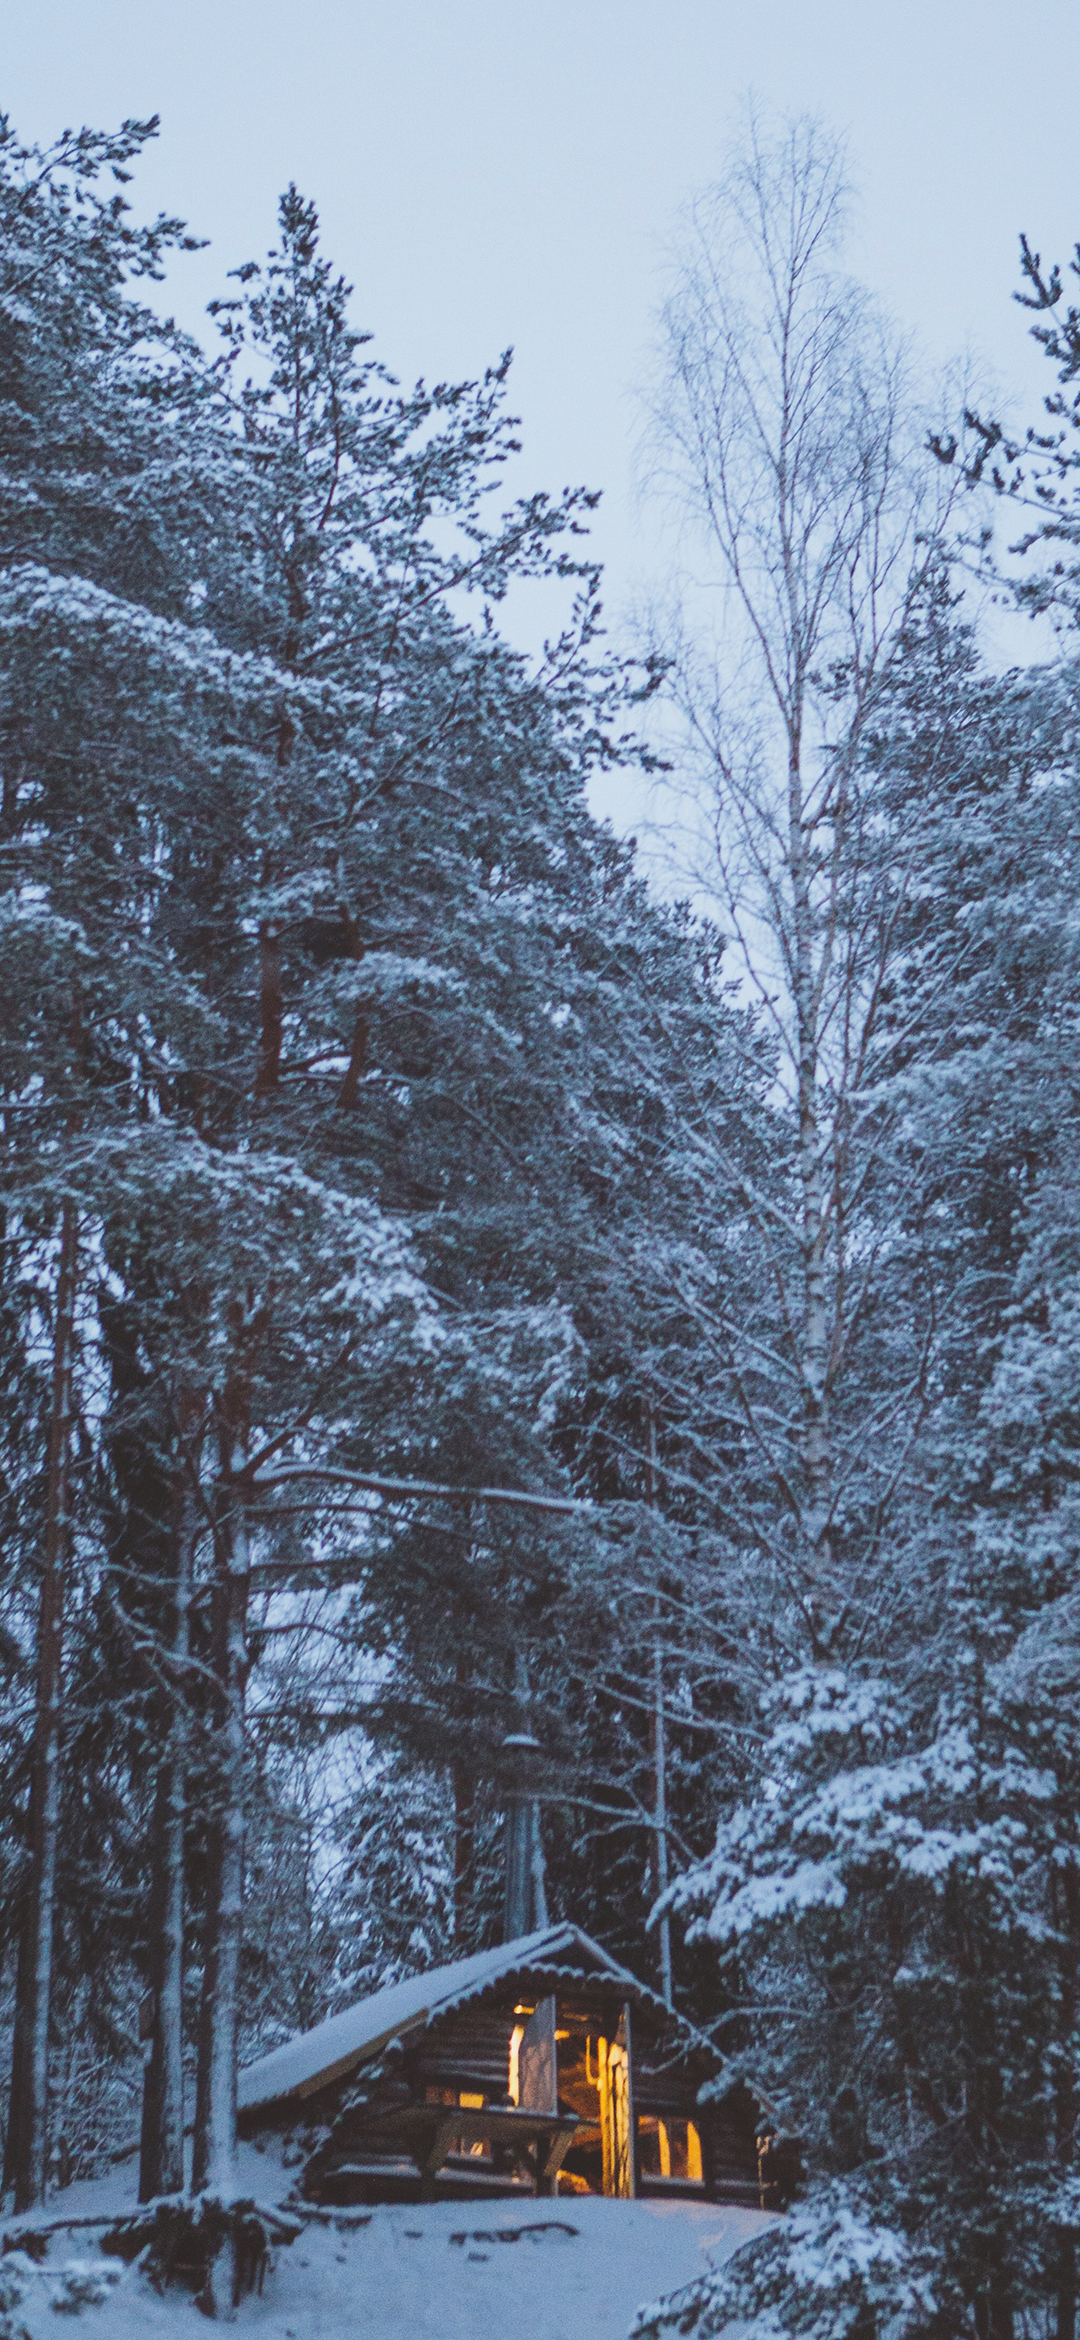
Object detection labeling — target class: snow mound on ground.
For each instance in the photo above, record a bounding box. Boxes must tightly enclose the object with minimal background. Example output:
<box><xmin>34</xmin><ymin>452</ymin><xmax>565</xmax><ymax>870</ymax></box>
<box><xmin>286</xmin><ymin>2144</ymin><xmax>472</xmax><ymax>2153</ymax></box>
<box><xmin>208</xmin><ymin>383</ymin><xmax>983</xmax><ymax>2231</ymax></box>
<box><xmin>10</xmin><ymin>2189</ymin><xmax>772</xmax><ymax>2340</ymax></box>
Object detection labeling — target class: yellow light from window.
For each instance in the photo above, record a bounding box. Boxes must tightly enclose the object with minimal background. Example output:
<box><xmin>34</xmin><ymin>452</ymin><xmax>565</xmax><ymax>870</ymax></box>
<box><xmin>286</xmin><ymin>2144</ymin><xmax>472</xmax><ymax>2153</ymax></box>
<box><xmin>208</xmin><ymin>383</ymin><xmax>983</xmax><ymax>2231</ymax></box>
<box><xmin>459</xmin><ymin>2092</ymin><xmax>485</xmax><ymax>2110</ymax></box>
<box><xmin>508</xmin><ymin>2025</ymin><xmax>524</xmax><ymax>2105</ymax></box>
<box><xmin>687</xmin><ymin>2122</ymin><xmax>703</xmax><ymax>2183</ymax></box>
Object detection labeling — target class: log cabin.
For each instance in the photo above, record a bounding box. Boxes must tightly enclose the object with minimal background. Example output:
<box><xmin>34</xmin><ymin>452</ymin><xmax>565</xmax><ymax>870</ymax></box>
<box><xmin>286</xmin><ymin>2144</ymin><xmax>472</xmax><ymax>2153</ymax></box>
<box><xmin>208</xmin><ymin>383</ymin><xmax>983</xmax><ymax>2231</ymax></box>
<box><xmin>237</xmin><ymin>1922</ymin><xmax>794</xmax><ymax>2209</ymax></box>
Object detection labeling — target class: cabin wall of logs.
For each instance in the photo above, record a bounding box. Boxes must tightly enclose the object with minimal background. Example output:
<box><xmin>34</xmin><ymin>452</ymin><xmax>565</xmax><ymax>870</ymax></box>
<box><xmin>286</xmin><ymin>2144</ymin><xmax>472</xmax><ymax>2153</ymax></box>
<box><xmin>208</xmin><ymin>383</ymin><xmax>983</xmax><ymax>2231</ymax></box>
<box><xmin>241</xmin><ymin>1969</ymin><xmax>794</xmax><ymax>2210</ymax></box>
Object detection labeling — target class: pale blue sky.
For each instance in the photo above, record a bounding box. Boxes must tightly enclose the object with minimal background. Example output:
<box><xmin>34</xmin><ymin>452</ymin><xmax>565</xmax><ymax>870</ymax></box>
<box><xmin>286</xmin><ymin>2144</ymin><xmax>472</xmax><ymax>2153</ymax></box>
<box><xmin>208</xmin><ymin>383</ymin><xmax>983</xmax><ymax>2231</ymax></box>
<box><xmin>6</xmin><ymin>1</ymin><xmax>1079</xmax><ymax>820</ymax></box>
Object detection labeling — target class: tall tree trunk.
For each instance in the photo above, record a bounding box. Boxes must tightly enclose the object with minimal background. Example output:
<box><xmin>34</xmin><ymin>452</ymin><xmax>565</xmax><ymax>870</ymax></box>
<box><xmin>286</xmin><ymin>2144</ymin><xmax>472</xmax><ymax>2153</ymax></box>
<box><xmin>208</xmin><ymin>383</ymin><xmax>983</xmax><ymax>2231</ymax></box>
<box><xmin>254</xmin><ymin>923</ymin><xmax>283</xmax><ymax>1097</ymax></box>
<box><xmin>788</xmin><ymin>750</ymin><xmax>831</xmax><ymax>1549</ymax></box>
<box><xmin>1059</xmin><ymin>2241</ymin><xmax>1076</xmax><ymax>2340</ymax></box>
<box><xmin>644</xmin><ymin>1403</ymin><xmax>673</xmax><ymax>2007</ymax></box>
<box><xmin>452</xmin><ymin>1764</ymin><xmax>474</xmax><ymax>1943</ymax></box>
<box><xmin>649</xmin><ymin>1617</ymin><xmax>673</xmax><ymax>2009</ymax></box>
<box><xmin>2</xmin><ymin>1911</ymin><xmax>34</xmax><ymax>2197</ymax></box>
<box><xmin>1056</xmin><ymin>1850</ymin><xmax>1079</xmax><ymax>2340</ymax></box>
<box><xmin>337</xmin><ymin>1011</ymin><xmax>368</xmax><ymax>1109</ymax></box>
<box><xmin>192</xmin><ymin>1386</ymin><xmax>251</xmax><ymax>2236</ymax></box>
<box><xmin>5</xmin><ymin>1199</ymin><xmax>77</xmax><ymax>2211</ymax></box>
<box><xmin>139</xmin><ymin>1409</ymin><xmax>200</xmax><ymax>2202</ymax></box>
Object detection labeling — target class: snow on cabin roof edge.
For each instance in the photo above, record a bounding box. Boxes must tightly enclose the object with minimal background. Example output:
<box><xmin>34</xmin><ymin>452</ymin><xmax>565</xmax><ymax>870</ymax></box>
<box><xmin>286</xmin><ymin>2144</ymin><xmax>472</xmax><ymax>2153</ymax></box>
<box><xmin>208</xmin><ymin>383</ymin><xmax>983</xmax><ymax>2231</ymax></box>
<box><xmin>237</xmin><ymin>1922</ymin><xmax>642</xmax><ymax>2114</ymax></box>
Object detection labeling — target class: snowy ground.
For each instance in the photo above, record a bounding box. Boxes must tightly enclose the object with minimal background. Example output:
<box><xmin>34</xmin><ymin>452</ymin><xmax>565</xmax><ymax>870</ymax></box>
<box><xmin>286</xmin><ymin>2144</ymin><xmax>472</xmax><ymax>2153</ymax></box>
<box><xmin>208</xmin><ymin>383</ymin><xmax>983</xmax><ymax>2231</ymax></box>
<box><xmin>6</xmin><ymin>2149</ymin><xmax>772</xmax><ymax>2340</ymax></box>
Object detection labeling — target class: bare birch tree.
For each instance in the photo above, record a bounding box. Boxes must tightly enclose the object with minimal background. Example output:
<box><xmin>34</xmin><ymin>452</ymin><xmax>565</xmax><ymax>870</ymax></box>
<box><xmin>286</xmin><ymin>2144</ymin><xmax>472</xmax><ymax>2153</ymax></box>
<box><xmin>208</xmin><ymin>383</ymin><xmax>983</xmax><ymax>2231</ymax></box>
<box><xmin>645</xmin><ymin>110</ymin><xmax>957</xmax><ymax>1644</ymax></box>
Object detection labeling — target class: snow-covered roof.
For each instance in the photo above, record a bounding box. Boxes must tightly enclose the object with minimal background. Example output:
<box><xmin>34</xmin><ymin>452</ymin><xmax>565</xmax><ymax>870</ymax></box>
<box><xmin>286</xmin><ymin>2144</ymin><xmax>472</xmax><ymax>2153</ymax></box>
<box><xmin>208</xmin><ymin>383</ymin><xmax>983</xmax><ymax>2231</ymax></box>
<box><xmin>238</xmin><ymin>1922</ymin><xmax>645</xmax><ymax>2114</ymax></box>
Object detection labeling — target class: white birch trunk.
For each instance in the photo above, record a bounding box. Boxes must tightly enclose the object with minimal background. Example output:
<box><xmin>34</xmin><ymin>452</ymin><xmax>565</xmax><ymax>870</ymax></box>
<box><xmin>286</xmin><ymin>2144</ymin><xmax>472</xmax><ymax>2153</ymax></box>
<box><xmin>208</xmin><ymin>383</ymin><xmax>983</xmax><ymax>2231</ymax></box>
<box><xmin>192</xmin><ymin>1407</ymin><xmax>251</xmax><ymax>2229</ymax></box>
<box><xmin>139</xmin><ymin>1421</ymin><xmax>199</xmax><ymax>2201</ymax></box>
<box><xmin>789</xmin><ymin>751</ymin><xmax>832</xmax><ymax>1543</ymax></box>
<box><xmin>645</xmin><ymin>1409</ymin><xmax>673</xmax><ymax>2006</ymax></box>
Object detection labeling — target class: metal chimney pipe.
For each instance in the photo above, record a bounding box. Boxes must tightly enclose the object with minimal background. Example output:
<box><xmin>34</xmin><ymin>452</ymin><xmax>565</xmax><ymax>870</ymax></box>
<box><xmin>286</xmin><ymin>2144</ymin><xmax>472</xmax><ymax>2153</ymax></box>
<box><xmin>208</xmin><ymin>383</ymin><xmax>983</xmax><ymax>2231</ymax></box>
<box><xmin>501</xmin><ymin>1732</ymin><xmax>548</xmax><ymax>1940</ymax></box>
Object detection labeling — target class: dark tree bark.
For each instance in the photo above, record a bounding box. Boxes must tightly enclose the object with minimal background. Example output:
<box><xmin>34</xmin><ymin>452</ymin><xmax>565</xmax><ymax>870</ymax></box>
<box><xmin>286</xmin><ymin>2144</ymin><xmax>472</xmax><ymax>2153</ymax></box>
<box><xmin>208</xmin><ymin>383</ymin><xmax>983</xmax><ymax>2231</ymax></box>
<box><xmin>1059</xmin><ymin>2240</ymin><xmax>1076</xmax><ymax>2340</ymax></box>
<box><xmin>337</xmin><ymin>1011</ymin><xmax>368</xmax><ymax>1109</ymax></box>
<box><xmin>453</xmin><ymin>1763</ymin><xmax>474</xmax><ymax>1941</ymax></box>
<box><xmin>255</xmin><ymin>923</ymin><xmax>283</xmax><ymax>1097</ymax></box>
<box><xmin>1055</xmin><ymin>1851</ymin><xmax>1079</xmax><ymax>2340</ymax></box>
<box><xmin>5</xmin><ymin>1199</ymin><xmax>77</xmax><ymax>2210</ymax></box>
<box><xmin>2</xmin><ymin>1911</ymin><xmax>34</xmax><ymax>2198</ymax></box>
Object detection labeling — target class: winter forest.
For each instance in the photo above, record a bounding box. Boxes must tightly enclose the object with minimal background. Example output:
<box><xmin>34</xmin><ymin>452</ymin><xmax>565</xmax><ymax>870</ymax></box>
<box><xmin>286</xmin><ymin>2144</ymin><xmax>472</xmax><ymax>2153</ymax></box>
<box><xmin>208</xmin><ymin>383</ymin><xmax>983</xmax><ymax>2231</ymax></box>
<box><xmin>6</xmin><ymin>81</ymin><xmax>1080</xmax><ymax>2340</ymax></box>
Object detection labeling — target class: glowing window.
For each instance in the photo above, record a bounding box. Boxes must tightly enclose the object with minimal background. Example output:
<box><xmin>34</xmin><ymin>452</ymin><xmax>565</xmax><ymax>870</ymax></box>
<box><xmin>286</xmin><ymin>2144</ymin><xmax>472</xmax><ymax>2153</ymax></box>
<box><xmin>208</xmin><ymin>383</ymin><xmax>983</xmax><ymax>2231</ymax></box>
<box><xmin>638</xmin><ymin>2116</ymin><xmax>704</xmax><ymax>2183</ymax></box>
<box><xmin>508</xmin><ymin>2024</ymin><xmax>524</xmax><ymax>2104</ymax></box>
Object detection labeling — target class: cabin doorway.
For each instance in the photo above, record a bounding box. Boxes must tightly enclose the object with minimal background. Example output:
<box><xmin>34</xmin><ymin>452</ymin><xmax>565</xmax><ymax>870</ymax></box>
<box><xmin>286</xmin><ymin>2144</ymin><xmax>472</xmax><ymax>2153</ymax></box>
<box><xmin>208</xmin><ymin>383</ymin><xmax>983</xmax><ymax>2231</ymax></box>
<box><xmin>596</xmin><ymin>2032</ymin><xmax>633</xmax><ymax>2198</ymax></box>
<box><xmin>534</xmin><ymin>2001</ymin><xmax>634</xmax><ymax>2198</ymax></box>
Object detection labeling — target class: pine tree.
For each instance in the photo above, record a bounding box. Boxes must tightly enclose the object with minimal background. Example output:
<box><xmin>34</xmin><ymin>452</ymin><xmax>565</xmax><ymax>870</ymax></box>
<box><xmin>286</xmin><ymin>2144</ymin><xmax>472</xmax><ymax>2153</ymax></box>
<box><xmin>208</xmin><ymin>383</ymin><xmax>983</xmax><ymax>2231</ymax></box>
<box><xmin>0</xmin><ymin>117</ymin><xmax>770</xmax><ymax>2230</ymax></box>
<box><xmin>0</xmin><ymin>111</ymin><xmax>239</xmax><ymax>2207</ymax></box>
